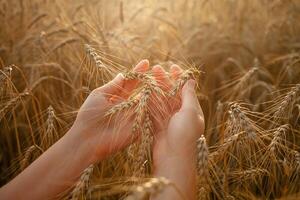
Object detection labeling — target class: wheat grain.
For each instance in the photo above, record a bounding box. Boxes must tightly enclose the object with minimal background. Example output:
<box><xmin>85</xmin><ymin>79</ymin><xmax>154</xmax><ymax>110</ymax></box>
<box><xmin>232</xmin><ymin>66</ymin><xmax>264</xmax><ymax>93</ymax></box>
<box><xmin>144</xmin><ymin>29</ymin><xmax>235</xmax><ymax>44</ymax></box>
<box><xmin>197</xmin><ymin>135</ymin><xmax>209</xmax><ymax>188</ymax></box>
<box><xmin>41</xmin><ymin>106</ymin><xmax>58</xmax><ymax>149</ymax></box>
<box><xmin>170</xmin><ymin>67</ymin><xmax>200</xmax><ymax>96</ymax></box>
<box><xmin>71</xmin><ymin>164</ymin><xmax>94</xmax><ymax>200</ymax></box>
<box><xmin>125</xmin><ymin>177</ymin><xmax>171</xmax><ymax>200</ymax></box>
<box><xmin>133</xmin><ymin>112</ymin><xmax>153</xmax><ymax>176</ymax></box>
<box><xmin>0</xmin><ymin>92</ymin><xmax>30</xmax><ymax>121</ymax></box>
<box><xmin>20</xmin><ymin>145</ymin><xmax>42</xmax><ymax>170</ymax></box>
<box><xmin>273</xmin><ymin>84</ymin><xmax>300</xmax><ymax>122</ymax></box>
<box><xmin>105</xmin><ymin>98</ymin><xmax>139</xmax><ymax>117</ymax></box>
<box><xmin>226</xmin><ymin>103</ymin><xmax>256</xmax><ymax>139</ymax></box>
<box><xmin>85</xmin><ymin>44</ymin><xmax>107</xmax><ymax>69</ymax></box>
<box><xmin>269</xmin><ymin>125</ymin><xmax>289</xmax><ymax>155</ymax></box>
<box><xmin>229</xmin><ymin>168</ymin><xmax>268</xmax><ymax>182</ymax></box>
<box><xmin>199</xmin><ymin>187</ymin><xmax>209</xmax><ymax>200</ymax></box>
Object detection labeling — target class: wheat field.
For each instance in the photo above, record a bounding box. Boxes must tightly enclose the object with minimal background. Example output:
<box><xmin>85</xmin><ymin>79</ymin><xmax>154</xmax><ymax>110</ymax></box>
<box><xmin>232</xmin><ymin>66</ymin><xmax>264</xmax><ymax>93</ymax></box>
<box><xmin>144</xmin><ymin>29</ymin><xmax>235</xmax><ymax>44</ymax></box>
<box><xmin>1</xmin><ymin>0</ymin><xmax>300</xmax><ymax>199</ymax></box>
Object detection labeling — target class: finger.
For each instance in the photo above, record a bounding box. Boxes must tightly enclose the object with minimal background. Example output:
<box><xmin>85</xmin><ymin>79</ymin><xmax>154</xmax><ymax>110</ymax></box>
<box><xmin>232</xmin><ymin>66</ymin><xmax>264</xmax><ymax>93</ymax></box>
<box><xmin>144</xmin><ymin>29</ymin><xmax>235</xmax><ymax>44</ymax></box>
<box><xmin>169</xmin><ymin>64</ymin><xmax>183</xmax><ymax>109</ymax></box>
<box><xmin>96</xmin><ymin>73</ymin><xmax>124</xmax><ymax>95</ymax></box>
<box><xmin>170</xmin><ymin>64</ymin><xmax>183</xmax><ymax>80</ymax></box>
<box><xmin>133</xmin><ymin>59</ymin><xmax>149</xmax><ymax>72</ymax></box>
<box><xmin>180</xmin><ymin>79</ymin><xmax>204</xmax><ymax>118</ymax></box>
<box><xmin>120</xmin><ymin>59</ymin><xmax>150</xmax><ymax>99</ymax></box>
<box><xmin>152</xmin><ymin>65</ymin><xmax>172</xmax><ymax>90</ymax></box>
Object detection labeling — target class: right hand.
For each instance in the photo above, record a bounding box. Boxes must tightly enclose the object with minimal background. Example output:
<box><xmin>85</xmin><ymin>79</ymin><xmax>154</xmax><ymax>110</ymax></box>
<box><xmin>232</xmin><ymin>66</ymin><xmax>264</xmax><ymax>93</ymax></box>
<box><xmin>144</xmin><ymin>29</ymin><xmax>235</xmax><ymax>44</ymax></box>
<box><xmin>153</xmin><ymin>79</ymin><xmax>205</xmax><ymax>160</ymax></box>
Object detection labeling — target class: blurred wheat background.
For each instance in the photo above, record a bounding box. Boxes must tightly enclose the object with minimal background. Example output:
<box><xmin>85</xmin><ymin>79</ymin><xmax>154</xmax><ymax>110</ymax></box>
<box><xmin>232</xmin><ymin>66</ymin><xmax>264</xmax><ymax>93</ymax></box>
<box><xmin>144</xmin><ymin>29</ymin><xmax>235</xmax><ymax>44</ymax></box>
<box><xmin>1</xmin><ymin>0</ymin><xmax>300</xmax><ymax>199</ymax></box>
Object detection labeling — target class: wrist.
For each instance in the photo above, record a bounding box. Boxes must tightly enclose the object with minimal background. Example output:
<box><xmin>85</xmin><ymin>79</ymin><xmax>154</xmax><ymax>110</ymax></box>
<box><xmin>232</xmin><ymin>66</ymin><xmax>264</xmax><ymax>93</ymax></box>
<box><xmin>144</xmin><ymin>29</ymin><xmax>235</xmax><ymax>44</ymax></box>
<box><xmin>153</xmin><ymin>136</ymin><xmax>197</xmax><ymax>169</ymax></box>
<box><xmin>152</xmin><ymin>144</ymin><xmax>197</xmax><ymax>200</ymax></box>
<box><xmin>64</xmin><ymin>125</ymin><xmax>96</xmax><ymax>166</ymax></box>
<box><xmin>67</xmin><ymin>123</ymin><xmax>110</xmax><ymax>165</ymax></box>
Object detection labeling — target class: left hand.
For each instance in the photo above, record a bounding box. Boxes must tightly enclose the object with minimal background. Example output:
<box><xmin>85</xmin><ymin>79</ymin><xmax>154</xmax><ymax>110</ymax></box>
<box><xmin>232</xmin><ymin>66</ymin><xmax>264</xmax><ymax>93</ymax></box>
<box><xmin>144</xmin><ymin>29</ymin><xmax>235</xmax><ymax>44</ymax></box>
<box><xmin>68</xmin><ymin>60</ymin><xmax>150</xmax><ymax>164</ymax></box>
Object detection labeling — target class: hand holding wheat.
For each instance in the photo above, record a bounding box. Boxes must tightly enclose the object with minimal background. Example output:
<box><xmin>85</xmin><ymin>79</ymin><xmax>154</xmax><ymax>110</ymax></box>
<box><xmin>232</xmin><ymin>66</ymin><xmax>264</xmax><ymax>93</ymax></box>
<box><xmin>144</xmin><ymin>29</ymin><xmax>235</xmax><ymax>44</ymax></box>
<box><xmin>152</xmin><ymin>77</ymin><xmax>205</xmax><ymax>200</ymax></box>
<box><xmin>0</xmin><ymin>60</ymin><xmax>151</xmax><ymax>200</ymax></box>
<box><xmin>70</xmin><ymin>59</ymin><xmax>150</xmax><ymax>163</ymax></box>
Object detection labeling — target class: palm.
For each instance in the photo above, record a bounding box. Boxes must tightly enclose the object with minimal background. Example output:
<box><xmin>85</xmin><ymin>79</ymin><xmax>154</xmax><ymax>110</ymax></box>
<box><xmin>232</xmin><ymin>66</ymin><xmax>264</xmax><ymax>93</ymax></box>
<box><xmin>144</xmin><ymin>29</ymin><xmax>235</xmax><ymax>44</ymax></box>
<box><xmin>71</xmin><ymin>60</ymin><xmax>150</xmax><ymax>160</ymax></box>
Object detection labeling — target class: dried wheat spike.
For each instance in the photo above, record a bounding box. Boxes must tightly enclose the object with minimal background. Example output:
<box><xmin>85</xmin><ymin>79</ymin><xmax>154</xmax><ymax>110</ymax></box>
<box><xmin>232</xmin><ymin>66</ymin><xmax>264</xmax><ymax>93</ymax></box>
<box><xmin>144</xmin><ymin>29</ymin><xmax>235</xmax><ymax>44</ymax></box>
<box><xmin>85</xmin><ymin>44</ymin><xmax>106</xmax><ymax>69</ymax></box>
<box><xmin>197</xmin><ymin>135</ymin><xmax>209</xmax><ymax>189</ymax></box>
<box><xmin>273</xmin><ymin>84</ymin><xmax>300</xmax><ymax>120</ymax></box>
<box><xmin>71</xmin><ymin>164</ymin><xmax>94</xmax><ymax>200</ymax></box>
<box><xmin>0</xmin><ymin>65</ymin><xmax>13</xmax><ymax>82</ymax></box>
<box><xmin>105</xmin><ymin>98</ymin><xmax>139</xmax><ymax>116</ymax></box>
<box><xmin>238</xmin><ymin>67</ymin><xmax>258</xmax><ymax>88</ymax></box>
<box><xmin>132</xmin><ymin>85</ymin><xmax>153</xmax><ymax>134</ymax></box>
<box><xmin>125</xmin><ymin>177</ymin><xmax>171</xmax><ymax>200</ymax></box>
<box><xmin>295</xmin><ymin>151</ymin><xmax>300</xmax><ymax>171</ymax></box>
<box><xmin>227</xmin><ymin>103</ymin><xmax>256</xmax><ymax>139</ymax></box>
<box><xmin>170</xmin><ymin>67</ymin><xmax>200</xmax><ymax>96</ymax></box>
<box><xmin>269</xmin><ymin>124</ymin><xmax>289</xmax><ymax>154</ymax></box>
<box><xmin>123</xmin><ymin>71</ymin><xmax>152</xmax><ymax>82</ymax></box>
<box><xmin>199</xmin><ymin>187</ymin><xmax>209</xmax><ymax>200</ymax></box>
<box><xmin>223</xmin><ymin>132</ymin><xmax>242</xmax><ymax>147</ymax></box>
<box><xmin>133</xmin><ymin>112</ymin><xmax>153</xmax><ymax>176</ymax></box>
<box><xmin>0</xmin><ymin>91</ymin><xmax>30</xmax><ymax>121</ymax></box>
<box><xmin>20</xmin><ymin>145</ymin><xmax>39</xmax><ymax>170</ymax></box>
<box><xmin>105</xmin><ymin>73</ymin><xmax>163</xmax><ymax>120</ymax></box>
<box><xmin>0</xmin><ymin>66</ymin><xmax>13</xmax><ymax>95</ymax></box>
<box><xmin>124</xmin><ymin>71</ymin><xmax>164</xmax><ymax>96</ymax></box>
<box><xmin>46</xmin><ymin>106</ymin><xmax>55</xmax><ymax>133</ymax></box>
<box><xmin>229</xmin><ymin>168</ymin><xmax>268</xmax><ymax>181</ymax></box>
<box><xmin>41</xmin><ymin>106</ymin><xmax>58</xmax><ymax>149</ymax></box>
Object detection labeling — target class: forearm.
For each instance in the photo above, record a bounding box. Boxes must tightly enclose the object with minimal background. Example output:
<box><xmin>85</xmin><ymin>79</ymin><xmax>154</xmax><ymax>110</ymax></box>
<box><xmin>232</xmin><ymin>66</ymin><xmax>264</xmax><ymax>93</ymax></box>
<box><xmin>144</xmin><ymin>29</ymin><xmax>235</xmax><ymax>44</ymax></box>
<box><xmin>152</xmin><ymin>140</ymin><xmax>197</xmax><ymax>200</ymax></box>
<box><xmin>0</xmin><ymin>127</ymin><xmax>96</xmax><ymax>200</ymax></box>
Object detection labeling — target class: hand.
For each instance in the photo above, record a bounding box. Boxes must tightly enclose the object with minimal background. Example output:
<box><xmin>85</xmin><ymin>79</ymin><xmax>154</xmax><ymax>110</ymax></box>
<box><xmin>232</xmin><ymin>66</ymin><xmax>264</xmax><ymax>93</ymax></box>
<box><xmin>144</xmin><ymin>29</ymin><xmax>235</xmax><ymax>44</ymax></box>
<box><xmin>162</xmin><ymin>79</ymin><xmax>204</xmax><ymax>154</ymax></box>
<box><xmin>0</xmin><ymin>60</ymin><xmax>152</xmax><ymax>200</ymax></box>
<box><xmin>150</xmin><ymin>65</ymin><xmax>205</xmax><ymax>158</ymax></box>
<box><xmin>68</xmin><ymin>60</ymin><xmax>149</xmax><ymax>164</ymax></box>
<box><xmin>149</xmin><ymin>64</ymin><xmax>183</xmax><ymax>133</ymax></box>
<box><xmin>150</xmin><ymin>67</ymin><xmax>204</xmax><ymax>200</ymax></box>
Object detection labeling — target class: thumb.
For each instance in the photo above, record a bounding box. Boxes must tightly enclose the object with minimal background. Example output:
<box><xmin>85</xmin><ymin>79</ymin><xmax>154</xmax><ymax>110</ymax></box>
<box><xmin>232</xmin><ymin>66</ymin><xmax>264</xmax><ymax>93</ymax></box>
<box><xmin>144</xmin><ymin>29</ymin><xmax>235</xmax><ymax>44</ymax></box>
<box><xmin>180</xmin><ymin>80</ymin><xmax>204</xmax><ymax>118</ymax></box>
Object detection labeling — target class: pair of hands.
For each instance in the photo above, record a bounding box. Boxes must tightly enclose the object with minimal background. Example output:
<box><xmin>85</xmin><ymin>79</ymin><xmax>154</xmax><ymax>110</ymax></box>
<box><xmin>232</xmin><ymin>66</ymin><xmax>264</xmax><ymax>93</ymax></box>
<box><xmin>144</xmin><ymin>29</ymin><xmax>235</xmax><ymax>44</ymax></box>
<box><xmin>0</xmin><ymin>59</ymin><xmax>204</xmax><ymax>200</ymax></box>
<box><xmin>70</xmin><ymin>59</ymin><xmax>205</xmax><ymax>165</ymax></box>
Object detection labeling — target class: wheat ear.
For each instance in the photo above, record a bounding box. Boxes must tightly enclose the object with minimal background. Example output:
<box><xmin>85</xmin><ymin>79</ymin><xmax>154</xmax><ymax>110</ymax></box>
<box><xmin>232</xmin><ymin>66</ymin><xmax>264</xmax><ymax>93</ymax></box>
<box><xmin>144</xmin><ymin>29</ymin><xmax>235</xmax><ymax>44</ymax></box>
<box><xmin>197</xmin><ymin>135</ymin><xmax>210</xmax><ymax>199</ymax></box>
<box><xmin>71</xmin><ymin>164</ymin><xmax>94</xmax><ymax>200</ymax></box>
<box><xmin>125</xmin><ymin>177</ymin><xmax>171</xmax><ymax>200</ymax></box>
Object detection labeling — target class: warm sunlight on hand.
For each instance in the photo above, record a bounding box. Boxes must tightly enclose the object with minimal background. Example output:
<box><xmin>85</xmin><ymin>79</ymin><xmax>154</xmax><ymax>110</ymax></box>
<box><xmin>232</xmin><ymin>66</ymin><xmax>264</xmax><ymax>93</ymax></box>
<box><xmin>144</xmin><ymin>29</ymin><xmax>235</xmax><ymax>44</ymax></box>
<box><xmin>150</xmin><ymin>66</ymin><xmax>205</xmax><ymax>200</ymax></box>
<box><xmin>150</xmin><ymin>64</ymin><xmax>205</xmax><ymax>155</ymax></box>
<box><xmin>69</xmin><ymin>60</ymin><xmax>150</xmax><ymax>163</ymax></box>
